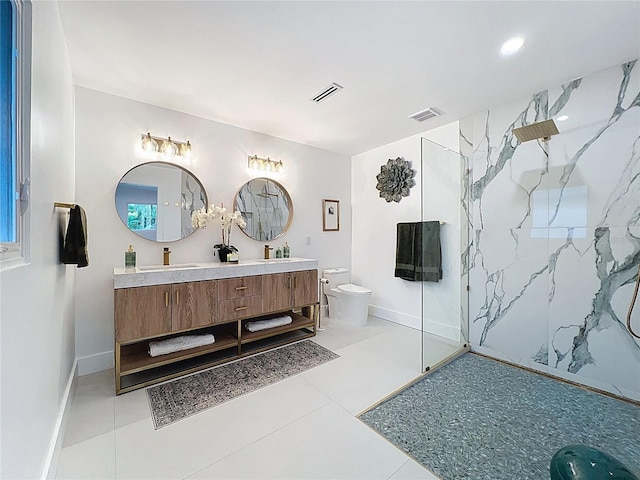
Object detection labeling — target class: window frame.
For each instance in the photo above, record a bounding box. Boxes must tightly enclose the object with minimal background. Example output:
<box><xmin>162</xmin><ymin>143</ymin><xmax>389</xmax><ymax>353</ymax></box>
<box><xmin>0</xmin><ymin>0</ymin><xmax>31</xmax><ymax>270</ymax></box>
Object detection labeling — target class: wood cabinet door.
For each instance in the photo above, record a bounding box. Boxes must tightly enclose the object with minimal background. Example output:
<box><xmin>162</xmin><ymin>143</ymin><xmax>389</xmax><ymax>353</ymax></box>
<box><xmin>262</xmin><ymin>272</ymin><xmax>292</xmax><ymax>313</ymax></box>
<box><xmin>293</xmin><ymin>269</ymin><xmax>318</xmax><ymax>307</ymax></box>
<box><xmin>172</xmin><ymin>280</ymin><xmax>217</xmax><ymax>331</ymax></box>
<box><xmin>115</xmin><ymin>285</ymin><xmax>171</xmax><ymax>343</ymax></box>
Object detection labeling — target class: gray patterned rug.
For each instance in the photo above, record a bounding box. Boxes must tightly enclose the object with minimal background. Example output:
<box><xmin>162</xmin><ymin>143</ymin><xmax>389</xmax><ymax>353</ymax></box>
<box><xmin>147</xmin><ymin>340</ymin><xmax>338</xmax><ymax>429</ymax></box>
<box><xmin>359</xmin><ymin>353</ymin><xmax>640</xmax><ymax>480</ymax></box>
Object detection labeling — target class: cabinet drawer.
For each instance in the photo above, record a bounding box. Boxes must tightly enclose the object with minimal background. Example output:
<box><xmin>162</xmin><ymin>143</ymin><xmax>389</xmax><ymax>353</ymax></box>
<box><xmin>218</xmin><ymin>295</ymin><xmax>263</xmax><ymax>322</ymax></box>
<box><xmin>218</xmin><ymin>276</ymin><xmax>262</xmax><ymax>300</ymax></box>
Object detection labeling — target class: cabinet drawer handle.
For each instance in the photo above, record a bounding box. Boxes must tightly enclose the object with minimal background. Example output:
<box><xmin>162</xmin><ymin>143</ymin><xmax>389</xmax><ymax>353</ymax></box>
<box><xmin>176</xmin><ymin>291</ymin><xmax>180</xmax><ymax>305</ymax></box>
<box><xmin>235</xmin><ymin>286</ymin><xmax>248</xmax><ymax>290</ymax></box>
<box><xmin>235</xmin><ymin>306</ymin><xmax>248</xmax><ymax>312</ymax></box>
<box><xmin>165</xmin><ymin>291</ymin><xmax>169</xmax><ymax>307</ymax></box>
<box><xmin>294</xmin><ymin>276</ymin><xmax>298</xmax><ymax>288</ymax></box>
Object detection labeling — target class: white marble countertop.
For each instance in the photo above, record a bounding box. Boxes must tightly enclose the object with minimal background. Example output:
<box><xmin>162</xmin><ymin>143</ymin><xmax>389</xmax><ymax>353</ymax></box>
<box><xmin>113</xmin><ymin>257</ymin><xmax>318</xmax><ymax>289</ymax></box>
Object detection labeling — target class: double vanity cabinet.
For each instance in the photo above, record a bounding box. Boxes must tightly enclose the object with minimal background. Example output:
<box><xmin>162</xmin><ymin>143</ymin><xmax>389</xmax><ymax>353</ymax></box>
<box><xmin>113</xmin><ymin>258</ymin><xmax>318</xmax><ymax>394</ymax></box>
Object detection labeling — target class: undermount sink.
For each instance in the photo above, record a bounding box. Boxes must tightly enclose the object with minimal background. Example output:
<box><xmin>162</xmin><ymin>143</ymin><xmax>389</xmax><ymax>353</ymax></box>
<box><xmin>137</xmin><ymin>263</ymin><xmax>201</xmax><ymax>271</ymax></box>
<box><xmin>256</xmin><ymin>258</ymin><xmax>292</xmax><ymax>263</ymax></box>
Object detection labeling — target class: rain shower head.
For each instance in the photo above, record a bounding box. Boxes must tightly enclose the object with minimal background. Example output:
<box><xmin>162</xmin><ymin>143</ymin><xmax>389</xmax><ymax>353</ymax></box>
<box><xmin>512</xmin><ymin>119</ymin><xmax>559</xmax><ymax>142</ymax></box>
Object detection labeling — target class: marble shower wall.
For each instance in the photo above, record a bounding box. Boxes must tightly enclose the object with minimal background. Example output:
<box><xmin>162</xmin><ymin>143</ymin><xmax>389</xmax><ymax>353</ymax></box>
<box><xmin>461</xmin><ymin>60</ymin><xmax>640</xmax><ymax>401</ymax></box>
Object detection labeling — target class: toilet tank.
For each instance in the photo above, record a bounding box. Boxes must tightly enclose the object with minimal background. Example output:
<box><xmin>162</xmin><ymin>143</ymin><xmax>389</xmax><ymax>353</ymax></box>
<box><xmin>322</xmin><ymin>268</ymin><xmax>350</xmax><ymax>290</ymax></box>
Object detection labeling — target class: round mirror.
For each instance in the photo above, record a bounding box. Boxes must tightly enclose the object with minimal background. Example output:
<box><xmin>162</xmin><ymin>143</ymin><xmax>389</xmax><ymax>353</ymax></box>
<box><xmin>234</xmin><ymin>177</ymin><xmax>293</xmax><ymax>241</ymax></box>
<box><xmin>115</xmin><ymin>161</ymin><xmax>207</xmax><ymax>242</ymax></box>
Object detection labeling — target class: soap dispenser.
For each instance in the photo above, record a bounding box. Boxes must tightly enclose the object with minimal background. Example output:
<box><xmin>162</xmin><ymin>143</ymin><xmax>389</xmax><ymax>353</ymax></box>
<box><xmin>283</xmin><ymin>242</ymin><xmax>290</xmax><ymax>258</ymax></box>
<box><xmin>275</xmin><ymin>246</ymin><xmax>282</xmax><ymax>259</ymax></box>
<box><xmin>125</xmin><ymin>245</ymin><xmax>136</xmax><ymax>270</ymax></box>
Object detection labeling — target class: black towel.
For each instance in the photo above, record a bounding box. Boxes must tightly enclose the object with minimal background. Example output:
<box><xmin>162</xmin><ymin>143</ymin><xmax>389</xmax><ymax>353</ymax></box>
<box><xmin>394</xmin><ymin>221</ymin><xmax>442</xmax><ymax>282</ymax></box>
<box><xmin>419</xmin><ymin>221</ymin><xmax>442</xmax><ymax>282</ymax></box>
<box><xmin>395</xmin><ymin>222</ymin><xmax>417</xmax><ymax>280</ymax></box>
<box><xmin>62</xmin><ymin>205</ymin><xmax>89</xmax><ymax>268</ymax></box>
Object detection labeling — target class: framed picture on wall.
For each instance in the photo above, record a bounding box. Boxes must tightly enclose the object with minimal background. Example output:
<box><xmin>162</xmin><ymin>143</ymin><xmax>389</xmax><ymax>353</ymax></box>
<box><xmin>322</xmin><ymin>199</ymin><xmax>340</xmax><ymax>231</ymax></box>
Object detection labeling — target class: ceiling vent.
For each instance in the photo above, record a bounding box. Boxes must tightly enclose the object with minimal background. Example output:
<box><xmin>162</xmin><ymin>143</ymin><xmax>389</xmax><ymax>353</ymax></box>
<box><xmin>409</xmin><ymin>107</ymin><xmax>442</xmax><ymax>122</ymax></box>
<box><xmin>310</xmin><ymin>83</ymin><xmax>343</xmax><ymax>103</ymax></box>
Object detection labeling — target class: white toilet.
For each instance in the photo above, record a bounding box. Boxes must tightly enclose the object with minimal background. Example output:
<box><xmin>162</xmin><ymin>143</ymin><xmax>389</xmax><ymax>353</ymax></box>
<box><xmin>322</xmin><ymin>268</ymin><xmax>372</xmax><ymax>326</ymax></box>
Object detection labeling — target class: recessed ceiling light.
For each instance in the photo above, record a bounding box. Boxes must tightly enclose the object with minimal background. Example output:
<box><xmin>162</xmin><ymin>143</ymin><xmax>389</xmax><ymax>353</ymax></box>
<box><xmin>500</xmin><ymin>36</ymin><xmax>524</xmax><ymax>56</ymax></box>
<box><xmin>556</xmin><ymin>115</ymin><xmax>569</xmax><ymax>122</ymax></box>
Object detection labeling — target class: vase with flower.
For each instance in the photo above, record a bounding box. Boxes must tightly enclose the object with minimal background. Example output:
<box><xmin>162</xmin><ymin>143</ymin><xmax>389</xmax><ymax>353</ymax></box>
<box><xmin>191</xmin><ymin>204</ymin><xmax>247</xmax><ymax>262</ymax></box>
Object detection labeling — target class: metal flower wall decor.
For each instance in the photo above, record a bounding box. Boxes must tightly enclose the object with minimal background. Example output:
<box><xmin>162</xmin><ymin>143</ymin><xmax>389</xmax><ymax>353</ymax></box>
<box><xmin>375</xmin><ymin>157</ymin><xmax>416</xmax><ymax>203</ymax></box>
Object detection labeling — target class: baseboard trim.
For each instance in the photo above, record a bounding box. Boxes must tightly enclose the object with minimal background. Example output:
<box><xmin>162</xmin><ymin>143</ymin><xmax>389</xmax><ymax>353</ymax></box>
<box><xmin>422</xmin><ymin>318</ymin><xmax>460</xmax><ymax>342</ymax></box>
<box><xmin>368</xmin><ymin>304</ymin><xmax>420</xmax><ymax>329</ymax></box>
<box><xmin>77</xmin><ymin>350</ymin><xmax>113</xmax><ymax>376</ymax></box>
<box><xmin>368</xmin><ymin>304</ymin><xmax>460</xmax><ymax>342</ymax></box>
<box><xmin>44</xmin><ymin>359</ymin><xmax>78</xmax><ymax>480</ymax></box>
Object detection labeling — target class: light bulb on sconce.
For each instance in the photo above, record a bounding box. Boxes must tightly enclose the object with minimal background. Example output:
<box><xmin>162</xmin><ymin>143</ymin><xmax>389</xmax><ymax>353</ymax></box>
<box><xmin>160</xmin><ymin>137</ymin><xmax>179</xmax><ymax>157</ymax></box>
<box><xmin>141</xmin><ymin>132</ymin><xmax>158</xmax><ymax>152</ymax></box>
<box><xmin>247</xmin><ymin>155</ymin><xmax>284</xmax><ymax>174</ymax></box>
<box><xmin>179</xmin><ymin>140</ymin><xmax>195</xmax><ymax>160</ymax></box>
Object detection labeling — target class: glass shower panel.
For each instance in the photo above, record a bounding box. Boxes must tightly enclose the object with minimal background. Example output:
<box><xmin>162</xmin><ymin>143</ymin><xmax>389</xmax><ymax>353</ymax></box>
<box><xmin>420</xmin><ymin>137</ymin><xmax>468</xmax><ymax>372</ymax></box>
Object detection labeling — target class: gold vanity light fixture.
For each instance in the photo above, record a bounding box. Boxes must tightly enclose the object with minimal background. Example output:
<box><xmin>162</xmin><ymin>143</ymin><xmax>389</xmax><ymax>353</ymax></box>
<box><xmin>248</xmin><ymin>155</ymin><xmax>284</xmax><ymax>173</ymax></box>
<box><xmin>140</xmin><ymin>133</ymin><xmax>195</xmax><ymax>159</ymax></box>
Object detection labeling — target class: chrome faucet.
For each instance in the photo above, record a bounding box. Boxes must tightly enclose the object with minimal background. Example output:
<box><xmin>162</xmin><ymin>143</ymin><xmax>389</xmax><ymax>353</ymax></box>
<box><xmin>264</xmin><ymin>245</ymin><xmax>273</xmax><ymax>259</ymax></box>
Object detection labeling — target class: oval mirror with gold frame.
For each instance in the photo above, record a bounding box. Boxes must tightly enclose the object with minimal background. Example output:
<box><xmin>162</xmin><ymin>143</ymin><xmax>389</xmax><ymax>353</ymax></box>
<box><xmin>115</xmin><ymin>161</ymin><xmax>207</xmax><ymax>242</ymax></box>
<box><xmin>234</xmin><ymin>177</ymin><xmax>293</xmax><ymax>241</ymax></box>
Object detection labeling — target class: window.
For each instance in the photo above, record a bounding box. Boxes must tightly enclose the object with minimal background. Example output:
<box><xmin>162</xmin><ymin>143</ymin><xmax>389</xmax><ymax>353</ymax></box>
<box><xmin>0</xmin><ymin>0</ymin><xmax>30</xmax><ymax>268</ymax></box>
<box><xmin>127</xmin><ymin>203</ymin><xmax>158</xmax><ymax>231</ymax></box>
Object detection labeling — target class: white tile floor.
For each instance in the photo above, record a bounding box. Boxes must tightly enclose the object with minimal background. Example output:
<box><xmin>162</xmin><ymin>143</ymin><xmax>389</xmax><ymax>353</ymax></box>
<box><xmin>56</xmin><ymin>316</ymin><xmax>463</xmax><ymax>480</ymax></box>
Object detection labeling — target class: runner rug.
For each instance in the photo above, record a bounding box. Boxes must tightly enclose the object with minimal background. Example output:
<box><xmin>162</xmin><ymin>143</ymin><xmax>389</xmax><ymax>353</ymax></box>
<box><xmin>147</xmin><ymin>340</ymin><xmax>338</xmax><ymax>429</ymax></box>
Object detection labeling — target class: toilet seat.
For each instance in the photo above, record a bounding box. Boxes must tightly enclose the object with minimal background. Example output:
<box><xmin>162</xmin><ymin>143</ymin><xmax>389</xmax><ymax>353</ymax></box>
<box><xmin>337</xmin><ymin>283</ymin><xmax>372</xmax><ymax>296</ymax></box>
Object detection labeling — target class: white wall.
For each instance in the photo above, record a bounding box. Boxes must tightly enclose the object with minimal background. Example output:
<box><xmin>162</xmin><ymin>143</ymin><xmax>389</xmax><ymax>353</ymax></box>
<box><xmin>0</xmin><ymin>3</ymin><xmax>76</xmax><ymax>478</ymax></box>
<box><xmin>351</xmin><ymin>123</ymin><xmax>460</xmax><ymax>336</ymax></box>
<box><xmin>74</xmin><ymin>87</ymin><xmax>352</xmax><ymax>372</ymax></box>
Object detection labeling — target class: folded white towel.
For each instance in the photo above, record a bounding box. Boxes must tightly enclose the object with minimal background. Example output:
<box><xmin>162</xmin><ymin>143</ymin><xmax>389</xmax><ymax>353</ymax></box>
<box><xmin>148</xmin><ymin>334</ymin><xmax>215</xmax><ymax>357</ymax></box>
<box><xmin>245</xmin><ymin>315</ymin><xmax>292</xmax><ymax>333</ymax></box>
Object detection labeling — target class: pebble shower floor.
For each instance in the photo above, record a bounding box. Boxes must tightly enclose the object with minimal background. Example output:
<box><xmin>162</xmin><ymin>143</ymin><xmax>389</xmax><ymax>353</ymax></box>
<box><xmin>359</xmin><ymin>353</ymin><xmax>640</xmax><ymax>480</ymax></box>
